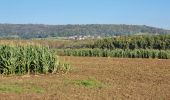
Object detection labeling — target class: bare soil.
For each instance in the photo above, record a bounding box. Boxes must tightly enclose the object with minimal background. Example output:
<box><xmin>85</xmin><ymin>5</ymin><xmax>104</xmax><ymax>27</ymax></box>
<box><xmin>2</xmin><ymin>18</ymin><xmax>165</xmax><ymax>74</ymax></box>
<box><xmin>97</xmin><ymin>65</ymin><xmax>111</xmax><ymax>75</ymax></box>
<box><xmin>0</xmin><ymin>56</ymin><xmax>170</xmax><ymax>100</ymax></box>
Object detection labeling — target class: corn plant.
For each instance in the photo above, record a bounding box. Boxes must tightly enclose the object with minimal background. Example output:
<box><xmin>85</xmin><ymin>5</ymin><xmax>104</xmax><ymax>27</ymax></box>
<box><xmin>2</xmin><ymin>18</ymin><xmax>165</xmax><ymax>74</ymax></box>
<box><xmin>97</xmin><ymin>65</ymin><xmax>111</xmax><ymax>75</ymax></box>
<box><xmin>0</xmin><ymin>45</ymin><xmax>70</xmax><ymax>75</ymax></box>
<box><xmin>57</xmin><ymin>48</ymin><xmax>170</xmax><ymax>59</ymax></box>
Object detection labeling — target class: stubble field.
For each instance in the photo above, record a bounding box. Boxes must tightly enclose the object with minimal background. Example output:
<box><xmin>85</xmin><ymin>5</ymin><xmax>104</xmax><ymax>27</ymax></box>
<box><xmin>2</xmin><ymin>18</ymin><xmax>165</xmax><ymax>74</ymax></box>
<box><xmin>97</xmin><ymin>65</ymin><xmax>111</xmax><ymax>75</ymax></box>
<box><xmin>0</xmin><ymin>56</ymin><xmax>170</xmax><ymax>100</ymax></box>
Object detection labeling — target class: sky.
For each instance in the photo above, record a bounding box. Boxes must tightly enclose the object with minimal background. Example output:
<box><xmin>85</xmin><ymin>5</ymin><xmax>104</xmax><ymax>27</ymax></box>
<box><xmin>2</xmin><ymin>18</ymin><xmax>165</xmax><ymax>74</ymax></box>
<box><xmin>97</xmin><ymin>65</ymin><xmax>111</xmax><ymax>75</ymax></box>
<box><xmin>0</xmin><ymin>0</ymin><xmax>169</xmax><ymax>29</ymax></box>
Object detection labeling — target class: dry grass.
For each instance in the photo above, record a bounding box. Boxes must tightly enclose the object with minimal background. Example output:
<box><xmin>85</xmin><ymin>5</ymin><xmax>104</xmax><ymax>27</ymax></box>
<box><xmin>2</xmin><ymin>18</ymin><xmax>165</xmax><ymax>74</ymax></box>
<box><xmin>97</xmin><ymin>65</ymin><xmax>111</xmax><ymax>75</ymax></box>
<box><xmin>0</xmin><ymin>39</ymin><xmax>69</xmax><ymax>48</ymax></box>
<box><xmin>0</xmin><ymin>56</ymin><xmax>170</xmax><ymax>100</ymax></box>
<box><xmin>0</xmin><ymin>39</ymin><xmax>93</xmax><ymax>49</ymax></box>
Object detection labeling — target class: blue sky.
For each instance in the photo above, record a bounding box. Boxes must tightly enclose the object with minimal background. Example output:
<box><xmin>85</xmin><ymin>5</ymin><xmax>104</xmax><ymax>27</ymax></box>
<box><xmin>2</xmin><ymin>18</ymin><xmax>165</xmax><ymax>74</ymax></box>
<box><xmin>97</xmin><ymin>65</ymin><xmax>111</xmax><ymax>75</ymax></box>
<box><xmin>0</xmin><ymin>0</ymin><xmax>169</xmax><ymax>29</ymax></box>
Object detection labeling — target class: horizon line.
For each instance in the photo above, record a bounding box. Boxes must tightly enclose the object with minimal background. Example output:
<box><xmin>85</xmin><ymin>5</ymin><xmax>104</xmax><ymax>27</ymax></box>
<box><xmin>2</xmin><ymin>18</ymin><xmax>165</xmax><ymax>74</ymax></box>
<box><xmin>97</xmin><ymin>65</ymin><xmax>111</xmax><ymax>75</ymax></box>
<box><xmin>0</xmin><ymin>23</ymin><xmax>169</xmax><ymax>30</ymax></box>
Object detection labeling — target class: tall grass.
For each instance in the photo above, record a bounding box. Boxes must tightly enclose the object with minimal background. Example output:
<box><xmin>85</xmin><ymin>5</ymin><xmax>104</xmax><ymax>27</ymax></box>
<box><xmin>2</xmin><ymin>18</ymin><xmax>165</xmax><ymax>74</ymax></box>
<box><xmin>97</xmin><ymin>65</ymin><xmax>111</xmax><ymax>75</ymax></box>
<box><xmin>0</xmin><ymin>45</ymin><xmax>69</xmax><ymax>75</ymax></box>
<box><xmin>57</xmin><ymin>49</ymin><xmax>170</xmax><ymax>59</ymax></box>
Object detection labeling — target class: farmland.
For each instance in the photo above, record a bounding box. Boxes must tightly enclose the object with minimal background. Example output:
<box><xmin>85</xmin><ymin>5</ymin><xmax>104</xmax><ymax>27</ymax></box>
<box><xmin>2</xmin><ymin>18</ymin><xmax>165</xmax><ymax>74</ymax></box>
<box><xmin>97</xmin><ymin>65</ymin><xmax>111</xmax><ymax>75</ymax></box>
<box><xmin>1</xmin><ymin>0</ymin><xmax>170</xmax><ymax>99</ymax></box>
<box><xmin>0</xmin><ymin>35</ymin><xmax>170</xmax><ymax>99</ymax></box>
<box><xmin>0</xmin><ymin>56</ymin><xmax>170</xmax><ymax>100</ymax></box>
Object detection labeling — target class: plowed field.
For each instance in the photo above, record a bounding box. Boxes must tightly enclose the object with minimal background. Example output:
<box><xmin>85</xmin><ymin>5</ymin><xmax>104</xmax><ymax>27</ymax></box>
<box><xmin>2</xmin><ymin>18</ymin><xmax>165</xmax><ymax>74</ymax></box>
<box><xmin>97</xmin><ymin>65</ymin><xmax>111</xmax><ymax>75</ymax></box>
<box><xmin>0</xmin><ymin>56</ymin><xmax>170</xmax><ymax>100</ymax></box>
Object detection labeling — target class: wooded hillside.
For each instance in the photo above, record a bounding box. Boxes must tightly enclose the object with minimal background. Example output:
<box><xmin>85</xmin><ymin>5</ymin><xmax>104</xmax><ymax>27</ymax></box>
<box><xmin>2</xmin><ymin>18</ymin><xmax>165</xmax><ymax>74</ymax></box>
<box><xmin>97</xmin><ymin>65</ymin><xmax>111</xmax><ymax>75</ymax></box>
<box><xmin>0</xmin><ymin>24</ymin><xmax>169</xmax><ymax>39</ymax></box>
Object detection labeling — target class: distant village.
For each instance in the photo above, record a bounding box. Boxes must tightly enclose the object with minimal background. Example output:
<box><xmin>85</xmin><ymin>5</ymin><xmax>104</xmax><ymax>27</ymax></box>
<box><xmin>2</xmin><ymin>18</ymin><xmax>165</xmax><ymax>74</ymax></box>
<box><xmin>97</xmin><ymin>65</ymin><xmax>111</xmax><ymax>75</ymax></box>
<box><xmin>65</xmin><ymin>35</ymin><xmax>101</xmax><ymax>40</ymax></box>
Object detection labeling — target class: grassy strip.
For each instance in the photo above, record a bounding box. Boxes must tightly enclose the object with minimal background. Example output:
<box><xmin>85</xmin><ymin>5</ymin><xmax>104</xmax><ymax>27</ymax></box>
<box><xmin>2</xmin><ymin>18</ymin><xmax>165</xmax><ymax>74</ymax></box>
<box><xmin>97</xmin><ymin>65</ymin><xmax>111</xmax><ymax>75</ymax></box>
<box><xmin>64</xmin><ymin>78</ymin><xmax>106</xmax><ymax>89</ymax></box>
<box><xmin>0</xmin><ymin>85</ymin><xmax>44</xmax><ymax>94</ymax></box>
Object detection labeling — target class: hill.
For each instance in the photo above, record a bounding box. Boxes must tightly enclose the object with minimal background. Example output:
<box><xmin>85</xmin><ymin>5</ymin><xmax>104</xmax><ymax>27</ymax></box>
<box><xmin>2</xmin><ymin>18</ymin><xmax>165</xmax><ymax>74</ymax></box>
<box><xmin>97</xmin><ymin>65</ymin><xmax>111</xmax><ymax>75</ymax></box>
<box><xmin>0</xmin><ymin>24</ymin><xmax>169</xmax><ymax>39</ymax></box>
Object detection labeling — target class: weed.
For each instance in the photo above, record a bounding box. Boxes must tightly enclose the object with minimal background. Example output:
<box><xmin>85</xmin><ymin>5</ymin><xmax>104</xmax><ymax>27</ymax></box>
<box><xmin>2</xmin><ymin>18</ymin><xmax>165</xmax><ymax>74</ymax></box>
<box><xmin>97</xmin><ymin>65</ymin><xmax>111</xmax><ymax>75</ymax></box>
<box><xmin>67</xmin><ymin>78</ymin><xmax>105</xmax><ymax>88</ymax></box>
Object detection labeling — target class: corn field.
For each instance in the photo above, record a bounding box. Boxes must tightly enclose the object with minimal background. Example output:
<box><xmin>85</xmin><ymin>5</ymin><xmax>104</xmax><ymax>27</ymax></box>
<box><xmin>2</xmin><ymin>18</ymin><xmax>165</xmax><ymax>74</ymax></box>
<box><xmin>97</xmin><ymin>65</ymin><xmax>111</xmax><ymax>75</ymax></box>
<box><xmin>86</xmin><ymin>35</ymin><xmax>170</xmax><ymax>50</ymax></box>
<box><xmin>57</xmin><ymin>49</ymin><xmax>170</xmax><ymax>59</ymax></box>
<box><xmin>0</xmin><ymin>45</ymin><xmax>69</xmax><ymax>75</ymax></box>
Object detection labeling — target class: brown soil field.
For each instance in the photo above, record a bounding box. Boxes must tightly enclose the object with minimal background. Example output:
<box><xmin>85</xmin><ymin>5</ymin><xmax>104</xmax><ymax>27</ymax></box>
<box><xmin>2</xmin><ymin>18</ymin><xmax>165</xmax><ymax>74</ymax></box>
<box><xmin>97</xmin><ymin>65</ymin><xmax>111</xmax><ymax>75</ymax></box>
<box><xmin>0</xmin><ymin>56</ymin><xmax>170</xmax><ymax>100</ymax></box>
